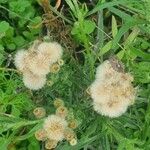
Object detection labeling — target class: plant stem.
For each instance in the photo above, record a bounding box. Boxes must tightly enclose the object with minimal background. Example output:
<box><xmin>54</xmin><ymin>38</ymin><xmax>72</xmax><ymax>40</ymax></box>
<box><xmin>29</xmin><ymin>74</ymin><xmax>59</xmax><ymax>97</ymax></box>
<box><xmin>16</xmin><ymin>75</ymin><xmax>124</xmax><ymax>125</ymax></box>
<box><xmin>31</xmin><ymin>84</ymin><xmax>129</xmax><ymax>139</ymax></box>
<box><xmin>0</xmin><ymin>67</ymin><xmax>20</xmax><ymax>74</ymax></box>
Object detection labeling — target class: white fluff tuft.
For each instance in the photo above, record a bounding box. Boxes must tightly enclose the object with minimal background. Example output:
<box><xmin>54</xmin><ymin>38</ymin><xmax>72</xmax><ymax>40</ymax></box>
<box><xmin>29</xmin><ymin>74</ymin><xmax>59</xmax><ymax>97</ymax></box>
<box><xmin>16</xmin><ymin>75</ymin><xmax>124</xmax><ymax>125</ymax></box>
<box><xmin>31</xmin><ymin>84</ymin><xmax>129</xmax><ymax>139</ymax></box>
<box><xmin>38</xmin><ymin>42</ymin><xmax>63</xmax><ymax>64</ymax></box>
<box><xmin>43</xmin><ymin>115</ymin><xmax>67</xmax><ymax>141</ymax></box>
<box><xmin>90</xmin><ymin>60</ymin><xmax>136</xmax><ymax>118</ymax></box>
<box><xmin>23</xmin><ymin>71</ymin><xmax>46</xmax><ymax>90</ymax></box>
<box><xmin>14</xmin><ymin>49</ymin><xmax>28</xmax><ymax>72</ymax></box>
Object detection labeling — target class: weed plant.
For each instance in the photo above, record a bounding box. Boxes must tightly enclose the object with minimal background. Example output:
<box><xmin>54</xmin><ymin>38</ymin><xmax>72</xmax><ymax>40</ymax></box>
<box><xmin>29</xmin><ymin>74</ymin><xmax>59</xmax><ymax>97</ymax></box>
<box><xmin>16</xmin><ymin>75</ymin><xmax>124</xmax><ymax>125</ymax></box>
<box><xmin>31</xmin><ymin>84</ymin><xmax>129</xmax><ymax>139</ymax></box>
<box><xmin>0</xmin><ymin>0</ymin><xmax>150</xmax><ymax>150</ymax></box>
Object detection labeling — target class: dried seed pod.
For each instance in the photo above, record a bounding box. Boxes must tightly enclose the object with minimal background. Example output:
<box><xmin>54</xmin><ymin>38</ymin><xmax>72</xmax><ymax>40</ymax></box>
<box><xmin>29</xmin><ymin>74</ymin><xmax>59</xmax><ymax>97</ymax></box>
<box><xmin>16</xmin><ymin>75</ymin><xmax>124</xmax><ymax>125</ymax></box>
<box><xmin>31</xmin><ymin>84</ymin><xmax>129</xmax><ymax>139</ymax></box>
<box><xmin>108</xmin><ymin>56</ymin><xmax>124</xmax><ymax>73</ymax></box>
<box><xmin>64</xmin><ymin>128</ymin><xmax>76</xmax><ymax>141</ymax></box>
<box><xmin>68</xmin><ymin>119</ymin><xmax>78</xmax><ymax>129</ymax></box>
<box><xmin>33</xmin><ymin>107</ymin><xmax>46</xmax><ymax>118</ymax></box>
<box><xmin>47</xmin><ymin>80</ymin><xmax>54</xmax><ymax>86</ymax></box>
<box><xmin>35</xmin><ymin>129</ymin><xmax>47</xmax><ymax>141</ymax></box>
<box><xmin>56</xmin><ymin>106</ymin><xmax>68</xmax><ymax>118</ymax></box>
<box><xmin>53</xmin><ymin>99</ymin><xmax>64</xmax><ymax>108</ymax></box>
<box><xmin>50</xmin><ymin>63</ymin><xmax>60</xmax><ymax>73</ymax></box>
<box><xmin>69</xmin><ymin>138</ymin><xmax>77</xmax><ymax>146</ymax></box>
<box><xmin>45</xmin><ymin>139</ymin><xmax>58</xmax><ymax>149</ymax></box>
<box><xmin>57</xmin><ymin>59</ymin><xmax>64</xmax><ymax>66</ymax></box>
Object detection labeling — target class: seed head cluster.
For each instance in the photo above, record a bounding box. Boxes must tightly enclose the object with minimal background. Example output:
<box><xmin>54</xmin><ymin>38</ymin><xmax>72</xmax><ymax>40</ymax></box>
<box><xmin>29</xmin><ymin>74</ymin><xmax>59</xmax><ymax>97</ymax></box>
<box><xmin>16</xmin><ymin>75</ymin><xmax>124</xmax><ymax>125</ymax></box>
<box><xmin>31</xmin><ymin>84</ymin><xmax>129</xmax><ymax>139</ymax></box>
<box><xmin>14</xmin><ymin>40</ymin><xmax>63</xmax><ymax>90</ymax></box>
<box><xmin>90</xmin><ymin>58</ymin><xmax>136</xmax><ymax>118</ymax></box>
<box><xmin>34</xmin><ymin>99</ymin><xmax>78</xmax><ymax>149</ymax></box>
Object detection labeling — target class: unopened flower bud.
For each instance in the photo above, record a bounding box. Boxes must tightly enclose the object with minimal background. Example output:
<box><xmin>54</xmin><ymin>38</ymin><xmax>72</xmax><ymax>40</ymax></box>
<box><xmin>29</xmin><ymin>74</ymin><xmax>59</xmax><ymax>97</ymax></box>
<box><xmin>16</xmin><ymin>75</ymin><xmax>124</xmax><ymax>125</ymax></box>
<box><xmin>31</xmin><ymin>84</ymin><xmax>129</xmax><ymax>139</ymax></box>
<box><xmin>33</xmin><ymin>107</ymin><xmax>46</xmax><ymax>118</ymax></box>
<box><xmin>50</xmin><ymin>63</ymin><xmax>60</xmax><ymax>73</ymax></box>
<box><xmin>56</xmin><ymin>106</ymin><xmax>68</xmax><ymax>118</ymax></box>
<box><xmin>47</xmin><ymin>80</ymin><xmax>54</xmax><ymax>86</ymax></box>
<box><xmin>64</xmin><ymin>128</ymin><xmax>76</xmax><ymax>141</ymax></box>
<box><xmin>69</xmin><ymin>138</ymin><xmax>77</xmax><ymax>146</ymax></box>
<box><xmin>58</xmin><ymin>59</ymin><xmax>64</xmax><ymax>66</ymax></box>
<box><xmin>53</xmin><ymin>98</ymin><xmax>64</xmax><ymax>108</ymax></box>
<box><xmin>45</xmin><ymin>139</ymin><xmax>58</xmax><ymax>149</ymax></box>
<box><xmin>68</xmin><ymin>119</ymin><xmax>78</xmax><ymax>129</ymax></box>
<box><xmin>35</xmin><ymin>129</ymin><xmax>46</xmax><ymax>141</ymax></box>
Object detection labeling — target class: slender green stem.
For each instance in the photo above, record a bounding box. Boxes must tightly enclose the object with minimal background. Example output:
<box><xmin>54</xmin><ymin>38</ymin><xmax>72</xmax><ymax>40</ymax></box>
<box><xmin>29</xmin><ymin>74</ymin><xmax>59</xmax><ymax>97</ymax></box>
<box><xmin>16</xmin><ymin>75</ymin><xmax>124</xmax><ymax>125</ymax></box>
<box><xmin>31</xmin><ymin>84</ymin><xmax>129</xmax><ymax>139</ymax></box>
<box><xmin>0</xmin><ymin>67</ymin><xmax>20</xmax><ymax>73</ymax></box>
<box><xmin>96</xmin><ymin>10</ymin><xmax>104</xmax><ymax>62</ymax></box>
<box><xmin>49</xmin><ymin>5</ymin><xmax>73</xmax><ymax>24</ymax></box>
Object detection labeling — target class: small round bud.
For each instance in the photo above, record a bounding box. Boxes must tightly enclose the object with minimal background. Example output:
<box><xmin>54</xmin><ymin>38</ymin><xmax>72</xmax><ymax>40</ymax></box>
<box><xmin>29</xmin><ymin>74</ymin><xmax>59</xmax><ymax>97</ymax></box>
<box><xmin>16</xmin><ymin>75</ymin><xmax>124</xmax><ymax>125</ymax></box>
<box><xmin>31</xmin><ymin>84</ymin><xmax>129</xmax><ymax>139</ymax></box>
<box><xmin>85</xmin><ymin>87</ymin><xmax>91</xmax><ymax>95</ymax></box>
<box><xmin>45</xmin><ymin>139</ymin><xmax>58</xmax><ymax>149</ymax></box>
<box><xmin>50</xmin><ymin>63</ymin><xmax>60</xmax><ymax>73</ymax></box>
<box><xmin>68</xmin><ymin>119</ymin><xmax>78</xmax><ymax>129</ymax></box>
<box><xmin>56</xmin><ymin>106</ymin><xmax>68</xmax><ymax>118</ymax></box>
<box><xmin>35</xmin><ymin>129</ymin><xmax>46</xmax><ymax>141</ymax></box>
<box><xmin>33</xmin><ymin>107</ymin><xmax>46</xmax><ymax>119</ymax></box>
<box><xmin>64</xmin><ymin>128</ymin><xmax>76</xmax><ymax>141</ymax></box>
<box><xmin>47</xmin><ymin>80</ymin><xmax>54</xmax><ymax>86</ymax></box>
<box><xmin>53</xmin><ymin>98</ymin><xmax>64</xmax><ymax>108</ymax></box>
<box><xmin>69</xmin><ymin>138</ymin><xmax>77</xmax><ymax>146</ymax></box>
<box><xmin>57</xmin><ymin>59</ymin><xmax>64</xmax><ymax>66</ymax></box>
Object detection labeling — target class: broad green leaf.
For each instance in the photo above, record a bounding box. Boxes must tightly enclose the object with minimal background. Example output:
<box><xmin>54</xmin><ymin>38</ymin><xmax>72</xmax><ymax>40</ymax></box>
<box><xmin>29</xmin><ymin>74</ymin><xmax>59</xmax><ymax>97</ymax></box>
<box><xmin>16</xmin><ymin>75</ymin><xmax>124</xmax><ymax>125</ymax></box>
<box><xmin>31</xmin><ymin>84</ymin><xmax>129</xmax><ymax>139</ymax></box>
<box><xmin>0</xmin><ymin>21</ymin><xmax>10</xmax><ymax>38</ymax></box>
<box><xmin>28</xmin><ymin>16</ymin><xmax>42</xmax><ymax>34</ymax></box>
<box><xmin>83</xmin><ymin>20</ymin><xmax>96</xmax><ymax>34</ymax></box>
<box><xmin>6</xmin><ymin>43</ymin><xmax>16</xmax><ymax>50</ymax></box>
<box><xmin>13</xmin><ymin>36</ymin><xmax>26</xmax><ymax>47</ymax></box>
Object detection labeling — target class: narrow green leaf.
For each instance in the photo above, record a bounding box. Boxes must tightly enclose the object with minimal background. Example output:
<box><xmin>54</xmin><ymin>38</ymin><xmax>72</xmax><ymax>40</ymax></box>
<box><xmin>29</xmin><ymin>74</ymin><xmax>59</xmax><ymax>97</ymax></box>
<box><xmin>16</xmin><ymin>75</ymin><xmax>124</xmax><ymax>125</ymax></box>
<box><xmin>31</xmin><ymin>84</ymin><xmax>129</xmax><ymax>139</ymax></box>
<box><xmin>109</xmin><ymin>7</ymin><xmax>133</xmax><ymax>21</ymax></box>
<box><xmin>130</xmin><ymin>47</ymin><xmax>150</xmax><ymax>61</ymax></box>
<box><xmin>86</xmin><ymin>0</ymin><xmax>128</xmax><ymax>16</ymax></box>
<box><xmin>117</xmin><ymin>50</ymin><xmax>125</xmax><ymax>59</ymax></box>
<box><xmin>99</xmin><ymin>41</ymin><xmax>112</xmax><ymax>56</ymax></box>
<box><xmin>123</xmin><ymin>27</ymin><xmax>140</xmax><ymax>47</ymax></box>
<box><xmin>112</xmin><ymin>15</ymin><xmax>118</xmax><ymax>38</ymax></box>
<box><xmin>112</xmin><ymin>20</ymin><xmax>143</xmax><ymax>50</ymax></box>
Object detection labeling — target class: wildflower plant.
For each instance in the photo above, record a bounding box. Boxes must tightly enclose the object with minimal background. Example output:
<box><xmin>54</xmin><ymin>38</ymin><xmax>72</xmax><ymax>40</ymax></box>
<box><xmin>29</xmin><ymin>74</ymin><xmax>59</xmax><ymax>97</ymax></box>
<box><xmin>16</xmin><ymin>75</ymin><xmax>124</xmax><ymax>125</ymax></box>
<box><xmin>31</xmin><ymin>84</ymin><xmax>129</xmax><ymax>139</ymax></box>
<box><xmin>0</xmin><ymin>0</ymin><xmax>150</xmax><ymax>149</ymax></box>
<box><xmin>14</xmin><ymin>40</ymin><xmax>63</xmax><ymax>90</ymax></box>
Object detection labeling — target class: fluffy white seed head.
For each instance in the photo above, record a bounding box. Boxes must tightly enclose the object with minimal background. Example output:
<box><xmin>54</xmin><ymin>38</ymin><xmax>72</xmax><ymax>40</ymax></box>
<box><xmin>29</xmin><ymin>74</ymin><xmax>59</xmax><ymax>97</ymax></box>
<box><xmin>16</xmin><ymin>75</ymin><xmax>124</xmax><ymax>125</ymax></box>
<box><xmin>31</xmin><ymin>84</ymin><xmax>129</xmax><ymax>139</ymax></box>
<box><xmin>23</xmin><ymin>71</ymin><xmax>46</xmax><ymax>90</ymax></box>
<box><xmin>14</xmin><ymin>49</ymin><xmax>28</xmax><ymax>72</ymax></box>
<box><xmin>90</xmin><ymin>79</ymin><xmax>110</xmax><ymax>104</ymax></box>
<box><xmin>95</xmin><ymin>60</ymin><xmax>114</xmax><ymax>81</ymax></box>
<box><xmin>93</xmin><ymin>100</ymin><xmax>129</xmax><ymax>118</ymax></box>
<box><xmin>26</xmin><ymin>51</ymin><xmax>51</xmax><ymax>76</ymax></box>
<box><xmin>43</xmin><ymin>115</ymin><xmax>67</xmax><ymax>141</ymax></box>
<box><xmin>90</xmin><ymin>60</ymin><xmax>136</xmax><ymax>118</ymax></box>
<box><xmin>37</xmin><ymin>42</ymin><xmax>63</xmax><ymax>64</ymax></box>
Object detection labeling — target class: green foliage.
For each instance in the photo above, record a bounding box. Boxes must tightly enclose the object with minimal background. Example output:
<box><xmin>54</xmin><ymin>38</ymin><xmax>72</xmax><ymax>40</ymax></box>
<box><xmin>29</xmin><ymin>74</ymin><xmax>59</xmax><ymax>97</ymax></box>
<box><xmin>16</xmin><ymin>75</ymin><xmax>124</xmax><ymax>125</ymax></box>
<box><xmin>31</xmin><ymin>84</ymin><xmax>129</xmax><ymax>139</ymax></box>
<box><xmin>0</xmin><ymin>0</ymin><xmax>150</xmax><ymax>149</ymax></box>
<box><xmin>0</xmin><ymin>0</ymin><xmax>42</xmax><ymax>65</ymax></box>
